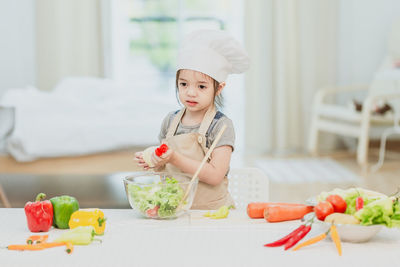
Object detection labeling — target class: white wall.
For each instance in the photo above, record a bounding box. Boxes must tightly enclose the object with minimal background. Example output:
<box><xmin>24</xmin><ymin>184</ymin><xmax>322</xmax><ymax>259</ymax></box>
<box><xmin>0</xmin><ymin>0</ymin><xmax>35</xmax><ymax>98</ymax></box>
<box><xmin>337</xmin><ymin>0</ymin><xmax>400</xmax><ymax>85</ymax></box>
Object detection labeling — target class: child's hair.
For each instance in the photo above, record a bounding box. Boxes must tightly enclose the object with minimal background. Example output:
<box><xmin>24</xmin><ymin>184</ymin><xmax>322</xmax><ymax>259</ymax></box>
<box><xmin>175</xmin><ymin>70</ymin><xmax>224</xmax><ymax>109</ymax></box>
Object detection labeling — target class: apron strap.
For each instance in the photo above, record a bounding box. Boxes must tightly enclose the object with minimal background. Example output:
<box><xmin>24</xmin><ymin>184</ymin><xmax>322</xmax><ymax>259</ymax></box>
<box><xmin>198</xmin><ymin>106</ymin><xmax>217</xmax><ymax>136</ymax></box>
<box><xmin>165</xmin><ymin>106</ymin><xmax>217</xmax><ymax>144</ymax></box>
<box><xmin>166</xmin><ymin>108</ymin><xmax>186</xmax><ymax>138</ymax></box>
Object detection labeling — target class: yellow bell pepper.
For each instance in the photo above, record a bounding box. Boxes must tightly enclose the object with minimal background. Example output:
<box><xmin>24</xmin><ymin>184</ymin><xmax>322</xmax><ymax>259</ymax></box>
<box><xmin>68</xmin><ymin>209</ymin><xmax>106</xmax><ymax>235</ymax></box>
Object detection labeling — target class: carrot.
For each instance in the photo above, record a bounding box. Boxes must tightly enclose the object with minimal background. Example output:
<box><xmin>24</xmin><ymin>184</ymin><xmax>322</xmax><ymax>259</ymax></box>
<box><xmin>330</xmin><ymin>225</ymin><xmax>342</xmax><ymax>256</ymax></box>
<box><xmin>41</xmin><ymin>242</ymin><xmax>68</xmax><ymax>249</ymax></box>
<box><xmin>264</xmin><ymin>204</ymin><xmax>314</xmax><ymax>222</ymax></box>
<box><xmin>7</xmin><ymin>244</ymin><xmax>45</xmax><ymax>251</ymax></box>
<box><xmin>292</xmin><ymin>232</ymin><xmax>327</xmax><ymax>251</ymax></box>
<box><xmin>65</xmin><ymin>241</ymin><xmax>74</xmax><ymax>254</ymax></box>
<box><xmin>247</xmin><ymin>202</ymin><xmax>306</xmax><ymax>219</ymax></box>
<box><xmin>26</xmin><ymin>234</ymin><xmax>49</xmax><ymax>244</ymax></box>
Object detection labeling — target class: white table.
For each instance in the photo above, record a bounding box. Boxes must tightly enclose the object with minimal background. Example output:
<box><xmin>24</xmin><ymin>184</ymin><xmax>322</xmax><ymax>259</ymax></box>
<box><xmin>1</xmin><ymin>208</ymin><xmax>399</xmax><ymax>267</ymax></box>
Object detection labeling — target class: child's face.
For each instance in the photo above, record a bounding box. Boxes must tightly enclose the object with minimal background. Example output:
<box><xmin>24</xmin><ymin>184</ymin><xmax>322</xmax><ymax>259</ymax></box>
<box><xmin>177</xmin><ymin>69</ymin><xmax>216</xmax><ymax>112</ymax></box>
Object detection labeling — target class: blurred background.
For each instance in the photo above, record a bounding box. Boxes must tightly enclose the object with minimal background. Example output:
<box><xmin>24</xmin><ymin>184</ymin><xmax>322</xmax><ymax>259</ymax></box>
<box><xmin>1</xmin><ymin>0</ymin><xmax>399</xmax><ymax>209</ymax></box>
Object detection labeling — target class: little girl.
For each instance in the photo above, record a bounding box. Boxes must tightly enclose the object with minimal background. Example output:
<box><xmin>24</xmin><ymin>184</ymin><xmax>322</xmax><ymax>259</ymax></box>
<box><xmin>135</xmin><ymin>29</ymin><xmax>250</xmax><ymax>209</ymax></box>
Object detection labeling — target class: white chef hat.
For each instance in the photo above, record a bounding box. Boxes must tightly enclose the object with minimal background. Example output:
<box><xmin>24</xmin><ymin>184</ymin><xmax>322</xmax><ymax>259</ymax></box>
<box><xmin>176</xmin><ymin>29</ymin><xmax>250</xmax><ymax>82</ymax></box>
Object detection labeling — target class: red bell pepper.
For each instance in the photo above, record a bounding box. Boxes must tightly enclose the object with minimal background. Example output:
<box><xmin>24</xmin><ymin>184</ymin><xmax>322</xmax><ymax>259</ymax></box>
<box><xmin>24</xmin><ymin>193</ymin><xmax>53</xmax><ymax>232</ymax></box>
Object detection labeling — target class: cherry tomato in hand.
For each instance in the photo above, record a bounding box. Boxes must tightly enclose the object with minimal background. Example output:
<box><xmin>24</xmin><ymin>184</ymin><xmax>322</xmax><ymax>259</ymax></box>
<box><xmin>326</xmin><ymin>194</ymin><xmax>347</xmax><ymax>213</ymax></box>
<box><xmin>314</xmin><ymin>201</ymin><xmax>334</xmax><ymax>221</ymax></box>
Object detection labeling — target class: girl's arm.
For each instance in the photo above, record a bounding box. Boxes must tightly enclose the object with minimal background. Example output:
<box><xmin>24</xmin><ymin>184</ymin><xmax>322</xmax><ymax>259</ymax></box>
<box><xmin>167</xmin><ymin>145</ymin><xmax>232</xmax><ymax>185</ymax></box>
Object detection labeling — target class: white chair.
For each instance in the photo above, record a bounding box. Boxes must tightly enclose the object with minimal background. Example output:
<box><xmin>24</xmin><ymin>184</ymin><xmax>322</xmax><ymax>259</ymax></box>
<box><xmin>308</xmin><ymin>19</ymin><xmax>400</xmax><ymax>169</ymax></box>
<box><xmin>228</xmin><ymin>168</ymin><xmax>269</xmax><ymax>210</ymax></box>
<box><xmin>0</xmin><ymin>185</ymin><xmax>11</xmax><ymax>208</ymax></box>
<box><xmin>371</xmin><ymin>98</ymin><xmax>400</xmax><ymax>172</ymax></box>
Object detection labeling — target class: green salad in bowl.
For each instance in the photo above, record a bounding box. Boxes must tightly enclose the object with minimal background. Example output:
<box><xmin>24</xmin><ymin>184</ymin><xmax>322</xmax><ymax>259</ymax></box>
<box><xmin>123</xmin><ymin>172</ymin><xmax>198</xmax><ymax>219</ymax></box>
<box><xmin>310</xmin><ymin>187</ymin><xmax>400</xmax><ymax>242</ymax></box>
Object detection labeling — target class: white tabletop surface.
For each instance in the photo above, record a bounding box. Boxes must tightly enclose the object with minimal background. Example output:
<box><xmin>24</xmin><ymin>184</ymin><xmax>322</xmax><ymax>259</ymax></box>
<box><xmin>1</xmin><ymin>208</ymin><xmax>400</xmax><ymax>267</ymax></box>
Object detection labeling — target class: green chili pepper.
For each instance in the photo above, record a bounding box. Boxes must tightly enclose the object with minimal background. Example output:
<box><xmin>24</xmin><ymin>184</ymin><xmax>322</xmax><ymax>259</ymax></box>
<box><xmin>55</xmin><ymin>226</ymin><xmax>97</xmax><ymax>245</ymax></box>
<box><xmin>50</xmin><ymin>195</ymin><xmax>79</xmax><ymax>229</ymax></box>
<box><xmin>203</xmin><ymin>205</ymin><xmax>233</xmax><ymax>219</ymax></box>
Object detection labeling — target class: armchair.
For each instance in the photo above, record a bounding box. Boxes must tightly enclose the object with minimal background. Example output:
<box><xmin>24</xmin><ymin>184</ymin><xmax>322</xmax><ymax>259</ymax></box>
<box><xmin>308</xmin><ymin>83</ymin><xmax>400</xmax><ymax>168</ymax></box>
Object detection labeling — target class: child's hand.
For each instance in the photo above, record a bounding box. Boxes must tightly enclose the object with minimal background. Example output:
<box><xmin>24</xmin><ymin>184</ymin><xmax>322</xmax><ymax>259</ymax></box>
<box><xmin>134</xmin><ymin>151</ymin><xmax>150</xmax><ymax>170</ymax></box>
<box><xmin>151</xmin><ymin>148</ymin><xmax>174</xmax><ymax>169</ymax></box>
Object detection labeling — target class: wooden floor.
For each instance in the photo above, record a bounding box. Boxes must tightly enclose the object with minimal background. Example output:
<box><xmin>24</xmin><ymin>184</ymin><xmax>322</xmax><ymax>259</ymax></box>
<box><xmin>253</xmin><ymin>149</ymin><xmax>400</xmax><ymax>203</ymax></box>
<box><xmin>0</xmin><ymin>148</ymin><xmax>143</xmax><ymax>175</ymax></box>
<box><xmin>0</xmin><ymin>148</ymin><xmax>399</xmax><ymax>207</ymax></box>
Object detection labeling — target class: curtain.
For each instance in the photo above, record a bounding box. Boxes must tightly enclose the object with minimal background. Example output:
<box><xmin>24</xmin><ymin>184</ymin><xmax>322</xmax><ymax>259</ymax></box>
<box><xmin>36</xmin><ymin>0</ymin><xmax>103</xmax><ymax>91</ymax></box>
<box><xmin>244</xmin><ymin>0</ymin><xmax>338</xmax><ymax>155</ymax></box>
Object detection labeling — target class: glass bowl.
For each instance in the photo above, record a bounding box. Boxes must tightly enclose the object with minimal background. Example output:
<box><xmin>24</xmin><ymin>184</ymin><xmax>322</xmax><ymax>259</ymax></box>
<box><xmin>123</xmin><ymin>171</ymin><xmax>198</xmax><ymax>219</ymax></box>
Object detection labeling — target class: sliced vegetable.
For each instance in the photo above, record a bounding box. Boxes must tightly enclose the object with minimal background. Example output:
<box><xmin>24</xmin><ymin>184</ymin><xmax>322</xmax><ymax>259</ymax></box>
<box><xmin>146</xmin><ymin>206</ymin><xmax>160</xmax><ymax>218</ymax></box>
<box><xmin>356</xmin><ymin>196</ymin><xmax>364</xmax><ymax>211</ymax></box>
<box><xmin>65</xmin><ymin>242</ymin><xmax>74</xmax><ymax>254</ymax></box>
<box><xmin>264</xmin><ymin>204</ymin><xmax>313</xmax><ymax>222</ymax></box>
<box><xmin>26</xmin><ymin>234</ymin><xmax>49</xmax><ymax>244</ymax></box>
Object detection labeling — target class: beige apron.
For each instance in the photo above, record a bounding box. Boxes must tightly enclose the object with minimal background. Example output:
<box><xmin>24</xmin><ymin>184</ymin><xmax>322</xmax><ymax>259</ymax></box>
<box><xmin>163</xmin><ymin>107</ymin><xmax>234</xmax><ymax>210</ymax></box>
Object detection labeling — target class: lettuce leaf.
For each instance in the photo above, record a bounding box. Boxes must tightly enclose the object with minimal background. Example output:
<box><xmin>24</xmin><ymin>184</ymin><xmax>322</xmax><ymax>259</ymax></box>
<box><xmin>391</xmin><ymin>200</ymin><xmax>400</xmax><ymax>227</ymax></box>
<box><xmin>354</xmin><ymin>197</ymin><xmax>393</xmax><ymax>226</ymax></box>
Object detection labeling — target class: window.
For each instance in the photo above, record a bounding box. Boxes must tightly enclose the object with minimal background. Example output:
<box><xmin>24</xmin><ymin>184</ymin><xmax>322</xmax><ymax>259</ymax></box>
<box><xmin>104</xmin><ymin>0</ymin><xmax>246</xmax><ymax>153</ymax></box>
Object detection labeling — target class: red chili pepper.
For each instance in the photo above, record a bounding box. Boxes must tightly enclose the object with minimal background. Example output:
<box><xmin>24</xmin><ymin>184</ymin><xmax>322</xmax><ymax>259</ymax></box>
<box><xmin>264</xmin><ymin>224</ymin><xmax>306</xmax><ymax>247</ymax></box>
<box><xmin>155</xmin><ymin>144</ymin><xmax>169</xmax><ymax>157</ymax></box>
<box><xmin>284</xmin><ymin>225</ymin><xmax>312</xmax><ymax>250</ymax></box>
<box><xmin>24</xmin><ymin>193</ymin><xmax>53</xmax><ymax>232</ymax></box>
<box><xmin>356</xmin><ymin>196</ymin><xmax>364</xmax><ymax>211</ymax></box>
